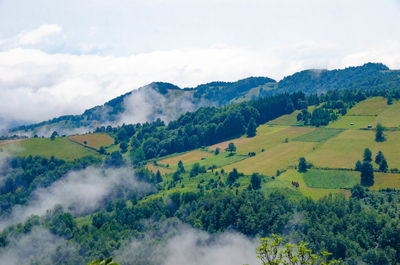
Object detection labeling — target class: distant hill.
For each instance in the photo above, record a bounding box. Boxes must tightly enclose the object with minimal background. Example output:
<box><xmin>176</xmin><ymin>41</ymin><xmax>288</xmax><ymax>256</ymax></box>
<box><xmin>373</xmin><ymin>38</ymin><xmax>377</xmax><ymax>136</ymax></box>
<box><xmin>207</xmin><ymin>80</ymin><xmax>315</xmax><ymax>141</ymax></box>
<box><xmin>9</xmin><ymin>77</ymin><xmax>276</xmax><ymax>136</ymax></box>
<box><xmin>9</xmin><ymin>62</ymin><xmax>400</xmax><ymax>136</ymax></box>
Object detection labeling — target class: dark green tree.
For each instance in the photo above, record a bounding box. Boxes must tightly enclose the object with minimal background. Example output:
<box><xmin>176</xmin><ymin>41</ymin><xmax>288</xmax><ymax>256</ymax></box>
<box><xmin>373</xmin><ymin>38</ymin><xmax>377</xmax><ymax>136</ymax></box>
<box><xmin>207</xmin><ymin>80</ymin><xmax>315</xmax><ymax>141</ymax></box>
<box><xmin>178</xmin><ymin>160</ymin><xmax>185</xmax><ymax>172</ymax></box>
<box><xmin>155</xmin><ymin>170</ymin><xmax>163</xmax><ymax>183</ymax></box>
<box><xmin>226</xmin><ymin>142</ymin><xmax>236</xmax><ymax>154</ymax></box>
<box><xmin>361</xmin><ymin>161</ymin><xmax>374</xmax><ymax>187</ymax></box>
<box><xmin>298</xmin><ymin>157</ymin><xmax>307</xmax><ymax>173</ymax></box>
<box><xmin>250</xmin><ymin>173</ymin><xmax>261</xmax><ymax>190</ymax></box>
<box><xmin>246</xmin><ymin>117</ymin><xmax>257</xmax><ymax>137</ymax></box>
<box><xmin>363</xmin><ymin>148</ymin><xmax>372</xmax><ymax>162</ymax></box>
<box><xmin>379</xmin><ymin>158</ymin><xmax>388</xmax><ymax>172</ymax></box>
<box><xmin>375</xmin><ymin>123</ymin><xmax>385</xmax><ymax>142</ymax></box>
<box><xmin>119</xmin><ymin>142</ymin><xmax>128</xmax><ymax>153</ymax></box>
<box><xmin>355</xmin><ymin>160</ymin><xmax>362</xmax><ymax>171</ymax></box>
<box><xmin>50</xmin><ymin>131</ymin><xmax>58</xmax><ymax>140</ymax></box>
<box><xmin>375</xmin><ymin>151</ymin><xmax>385</xmax><ymax>165</ymax></box>
<box><xmin>387</xmin><ymin>95</ymin><xmax>393</xmax><ymax>105</ymax></box>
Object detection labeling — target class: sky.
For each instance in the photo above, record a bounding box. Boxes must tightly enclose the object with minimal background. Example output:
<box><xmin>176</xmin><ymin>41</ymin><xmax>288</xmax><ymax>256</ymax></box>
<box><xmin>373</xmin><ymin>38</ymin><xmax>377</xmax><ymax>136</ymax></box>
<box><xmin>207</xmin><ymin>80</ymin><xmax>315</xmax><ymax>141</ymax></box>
<box><xmin>0</xmin><ymin>0</ymin><xmax>400</xmax><ymax>124</ymax></box>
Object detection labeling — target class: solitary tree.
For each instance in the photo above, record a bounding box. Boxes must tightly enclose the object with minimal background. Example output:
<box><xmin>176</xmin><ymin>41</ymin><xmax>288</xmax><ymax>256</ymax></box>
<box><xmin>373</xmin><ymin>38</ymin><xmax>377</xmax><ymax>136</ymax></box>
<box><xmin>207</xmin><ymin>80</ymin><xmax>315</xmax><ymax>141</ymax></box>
<box><xmin>226</xmin><ymin>142</ymin><xmax>236</xmax><ymax>154</ymax></box>
<box><xmin>375</xmin><ymin>123</ymin><xmax>385</xmax><ymax>142</ymax></box>
<box><xmin>298</xmin><ymin>157</ymin><xmax>307</xmax><ymax>173</ymax></box>
<box><xmin>363</xmin><ymin>148</ymin><xmax>372</xmax><ymax>162</ymax></box>
<box><xmin>246</xmin><ymin>117</ymin><xmax>257</xmax><ymax>137</ymax></box>
<box><xmin>379</xmin><ymin>158</ymin><xmax>388</xmax><ymax>172</ymax></box>
<box><xmin>50</xmin><ymin>131</ymin><xmax>58</xmax><ymax>141</ymax></box>
<box><xmin>361</xmin><ymin>161</ymin><xmax>374</xmax><ymax>187</ymax></box>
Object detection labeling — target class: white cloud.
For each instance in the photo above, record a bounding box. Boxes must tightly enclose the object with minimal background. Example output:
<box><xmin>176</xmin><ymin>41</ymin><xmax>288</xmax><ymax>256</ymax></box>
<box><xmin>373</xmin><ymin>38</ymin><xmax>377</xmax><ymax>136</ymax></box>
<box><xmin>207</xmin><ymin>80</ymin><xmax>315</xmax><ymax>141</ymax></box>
<box><xmin>0</xmin><ymin>166</ymin><xmax>153</xmax><ymax>230</ymax></box>
<box><xmin>0</xmin><ymin>42</ymin><xmax>400</xmax><ymax>126</ymax></box>
<box><xmin>18</xmin><ymin>24</ymin><xmax>62</xmax><ymax>45</ymax></box>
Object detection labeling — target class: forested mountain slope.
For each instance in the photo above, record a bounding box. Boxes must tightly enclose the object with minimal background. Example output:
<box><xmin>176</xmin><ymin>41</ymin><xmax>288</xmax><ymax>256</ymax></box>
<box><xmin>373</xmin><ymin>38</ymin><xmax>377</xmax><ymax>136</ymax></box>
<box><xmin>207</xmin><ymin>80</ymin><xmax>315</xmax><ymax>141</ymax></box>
<box><xmin>9</xmin><ymin>63</ymin><xmax>400</xmax><ymax>137</ymax></box>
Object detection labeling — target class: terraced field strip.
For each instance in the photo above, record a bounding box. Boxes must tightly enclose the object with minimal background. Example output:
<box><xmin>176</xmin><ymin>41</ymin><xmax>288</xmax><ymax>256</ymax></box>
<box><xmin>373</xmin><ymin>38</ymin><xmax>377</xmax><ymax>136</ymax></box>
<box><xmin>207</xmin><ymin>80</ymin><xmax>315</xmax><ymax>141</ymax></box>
<box><xmin>209</xmin><ymin>125</ymin><xmax>314</xmax><ymax>155</ymax></box>
<box><xmin>306</xmin><ymin>129</ymin><xmax>400</xmax><ymax>169</ymax></box>
<box><xmin>2</xmin><ymin>137</ymin><xmax>98</xmax><ymax>161</ymax></box>
<box><xmin>303</xmin><ymin>169</ymin><xmax>359</xmax><ymax>189</ymax></box>
<box><xmin>223</xmin><ymin>141</ymin><xmax>317</xmax><ymax>176</ymax></box>
<box><xmin>370</xmin><ymin>172</ymin><xmax>400</xmax><ymax>190</ymax></box>
<box><xmin>264</xmin><ymin>169</ymin><xmax>350</xmax><ymax>200</ymax></box>
<box><xmin>347</xmin><ymin>97</ymin><xmax>387</xmax><ymax>115</ymax></box>
<box><xmin>158</xmin><ymin>149</ymin><xmax>213</xmax><ymax>167</ymax></box>
<box><xmin>293</xmin><ymin>128</ymin><xmax>343</xmax><ymax>142</ymax></box>
<box><xmin>68</xmin><ymin>133</ymin><xmax>114</xmax><ymax>150</ymax></box>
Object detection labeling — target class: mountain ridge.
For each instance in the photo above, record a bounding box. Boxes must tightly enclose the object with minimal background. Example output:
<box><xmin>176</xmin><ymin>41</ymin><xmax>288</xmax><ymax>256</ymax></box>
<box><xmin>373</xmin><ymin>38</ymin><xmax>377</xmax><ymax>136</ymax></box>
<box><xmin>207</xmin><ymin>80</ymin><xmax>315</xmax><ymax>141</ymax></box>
<box><xmin>8</xmin><ymin>62</ymin><xmax>400</xmax><ymax>136</ymax></box>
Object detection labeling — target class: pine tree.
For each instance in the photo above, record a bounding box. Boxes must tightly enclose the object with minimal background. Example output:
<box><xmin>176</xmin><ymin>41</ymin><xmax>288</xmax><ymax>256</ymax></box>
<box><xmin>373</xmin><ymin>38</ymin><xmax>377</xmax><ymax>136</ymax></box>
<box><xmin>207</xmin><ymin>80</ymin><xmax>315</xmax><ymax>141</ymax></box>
<box><xmin>375</xmin><ymin>151</ymin><xmax>385</xmax><ymax>165</ymax></box>
<box><xmin>375</xmin><ymin>123</ymin><xmax>385</xmax><ymax>142</ymax></box>
<box><xmin>379</xmin><ymin>158</ymin><xmax>388</xmax><ymax>172</ymax></box>
<box><xmin>363</xmin><ymin>148</ymin><xmax>372</xmax><ymax>162</ymax></box>
<box><xmin>298</xmin><ymin>157</ymin><xmax>307</xmax><ymax>173</ymax></box>
<box><xmin>361</xmin><ymin>161</ymin><xmax>374</xmax><ymax>187</ymax></box>
<box><xmin>246</xmin><ymin>117</ymin><xmax>257</xmax><ymax>137</ymax></box>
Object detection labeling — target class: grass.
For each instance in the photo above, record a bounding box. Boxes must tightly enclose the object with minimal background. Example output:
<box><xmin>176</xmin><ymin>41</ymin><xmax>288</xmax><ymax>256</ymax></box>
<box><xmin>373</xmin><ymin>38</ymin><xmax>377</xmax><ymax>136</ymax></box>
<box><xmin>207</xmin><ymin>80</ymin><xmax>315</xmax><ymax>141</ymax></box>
<box><xmin>183</xmin><ymin>152</ymin><xmax>248</xmax><ymax>170</ymax></box>
<box><xmin>267</xmin><ymin>111</ymin><xmax>302</xmax><ymax>126</ymax></box>
<box><xmin>209</xmin><ymin>125</ymin><xmax>314</xmax><ymax>155</ymax></box>
<box><xmin>158</xmin><ymin>149</ymin><xmax>213</xmax><ymax>167</ymax></box>
<box><xmin>264</xmin><ymin>169</ymin><xmax>350</xmax><ymax>200</ymax></box>
<box><xmin>293</xmin><ymin>128</ymin><xmax>343</xmax><ymax>142</ymax></box>
<box><xmin>370</xmin><ymin>172</ymin><xmax>400</xmax><ymax>190</ymax></box>
<box><xmin>146</xmin><ymin>163</ymin><xmax>175</xmax><ymax>175</ymax></box>
<box><xmin>303</xmin><ymin>169</ymin><xmax>359</xmax><ymax>189</ymax></box>
<box><xmin>306</xmin><ymin>130</ymin><xmax>400</xmax><ymax>169</ymax></box>
<box><xmin>347</xmin><ymin>97</ymin><xmax>387</xmax><ymax>116</ymax></box>
<box><xmin>2</xmin><ymin>137</ymin><xmax>99</xmax><ymax>161</ymax></box>
<box><xmin>223</xmin><ymin>141</ymin><xmax>317</xmax><ymax>176</ymax></box>
<box><xmin>68</xmin><ymin>133</ymin><xmax>114</xmax><ymax>150</ymax></box>
<box><xmin>327</xmin><ymin>115</ymin><xmax>376</xmax><ymax>129</ymax></box>
<box><xmin>373</xmin><ymin>100</ymin><xmax>400</xmax><ymax>128</ymax></box>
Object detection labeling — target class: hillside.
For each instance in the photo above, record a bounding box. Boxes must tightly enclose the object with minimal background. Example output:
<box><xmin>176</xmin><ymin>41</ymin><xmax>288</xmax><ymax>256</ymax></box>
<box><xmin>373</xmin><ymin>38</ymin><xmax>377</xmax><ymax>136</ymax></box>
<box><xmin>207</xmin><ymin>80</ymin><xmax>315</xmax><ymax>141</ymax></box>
<box><xmin>2</xmin><ymin>90</ymin><xmax>400</xmax><ymax>264</ymax></box>
<box><xmin>8</xmin><ymin>62</ymin><xmax>400</xmax><ymax>137</ymax></box>
<box><xmin>9</xmin><ymin>77</ymin><xmax>275</xmax><ymax>136</ymax></box>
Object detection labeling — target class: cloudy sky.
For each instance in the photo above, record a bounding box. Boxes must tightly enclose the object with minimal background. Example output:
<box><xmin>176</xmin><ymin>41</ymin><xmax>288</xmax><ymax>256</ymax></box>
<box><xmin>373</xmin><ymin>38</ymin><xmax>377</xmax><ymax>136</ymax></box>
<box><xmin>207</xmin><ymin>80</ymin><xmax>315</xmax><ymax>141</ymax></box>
<box><xmin>0</xmin><ymin>0</ymin><xmax>400</xmax><ymax>125</ymax></box>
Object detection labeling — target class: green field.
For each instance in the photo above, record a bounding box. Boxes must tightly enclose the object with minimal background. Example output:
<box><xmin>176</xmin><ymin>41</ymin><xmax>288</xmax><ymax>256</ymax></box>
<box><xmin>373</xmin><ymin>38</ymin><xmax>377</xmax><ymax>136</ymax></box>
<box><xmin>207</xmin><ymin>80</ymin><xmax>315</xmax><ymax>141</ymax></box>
<box><xmin>293</xmin><ymin>128</ymin><xmax>343</xmax><ymax>142</ymax></box>
<box><xmin>303</xmin><ymin>169</ymin><xmax>359</xmax><ymax>189</ymax></box>
<box><xmin>373</xmin><ymin>100</ymin><xmax>400</xmax><ymax>128</ymax></box>
<box><xmin>327</xmin><ymin>115</ymin><xmax>376</xmax><ymax>129</ymax></box>
<box><xmin>347</xmin><ymin>97</ymin><xmax>387</xmax><ymax>115</ymax></box>
<box><xmin>307</xmin><ymin>130</ymin><xmax>400</xmax><ymax>169</ymax></box>
<box><xmin>69</xmin><ymin>133</ymin><xmax>114</xmax><ymax>150</ymax></box>
<box><xmin>210</xmin><ymin>125</ymin><xmax>314</xmax><ymax>155</ymax></box>
<box><xmin>264</xmin><ymin>169</ymin><xmax>351</xmax><ymax>200</ymax></box>
<box><xmin>2</xmin><ymin>137</ymin><xmax>99</xmax><ymax>161</ymax></box>
<box><xmin>223</xmin><ymin>141</ymin><xmax>317</xmax><ymax>175</ymax></box>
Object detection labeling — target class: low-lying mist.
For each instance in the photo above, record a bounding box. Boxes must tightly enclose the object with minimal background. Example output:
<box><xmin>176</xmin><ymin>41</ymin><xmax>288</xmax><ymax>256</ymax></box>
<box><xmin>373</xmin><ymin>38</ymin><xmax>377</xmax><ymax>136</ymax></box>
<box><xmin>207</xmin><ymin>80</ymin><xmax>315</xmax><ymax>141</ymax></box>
<box><xmin>0</xmin><ymin>166</ymin><xmax>154</xmax><ymax>231</ymax></box>
<box><xmin>115</xmin><ymin>219</ymin><xmax>261</xmax><ymax>265</ymax></box>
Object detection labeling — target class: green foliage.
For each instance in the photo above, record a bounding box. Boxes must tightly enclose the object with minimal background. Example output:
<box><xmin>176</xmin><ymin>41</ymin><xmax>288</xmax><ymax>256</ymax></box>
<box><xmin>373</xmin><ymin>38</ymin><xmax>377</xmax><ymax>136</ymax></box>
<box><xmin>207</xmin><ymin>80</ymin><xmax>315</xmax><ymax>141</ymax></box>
<box><xmin>298</xmin><ymin>157</ymin><xmax>307</xmax><ymax>173</ymax></box>
<box><xmin>375</xmin><ymin>123</ymin><xmax>386</xmax><ymax>142</ymax></box>
<box><xmin>355</xmin><ymin>160</ymin><xmax>362</xmax><ymax>171</ymax></box>
<box><xmin>247</xmin><ymin>117</ymin><xmax>257</xmax><ymax>137</ymax></box>
<box><xmin>226</xmin><ymin>142</ymin><xmax>236</xmax><ymax>154</ymax></box>
<box><xmin>256</xmin><ymin>234</ymin><xmax>338</xmax><ymax>265</ymax></box>
<box><xmin>361</xmin><ymin>161</ymin><xmax>374</xmax><ymax>187</ymax></box>
<box><xmin>250</xmin><ymin>173</ymin><xmax>261</xmax><ymax>190</ymax></box>
<box><xmin>363</xmin><ymin>148</ymin><xmax>372</xmax><ymax>162</ymax></box>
